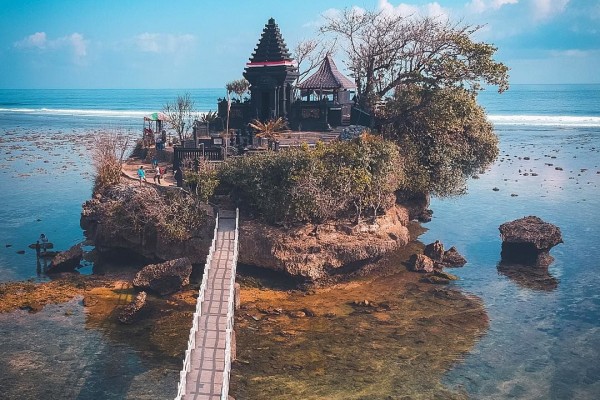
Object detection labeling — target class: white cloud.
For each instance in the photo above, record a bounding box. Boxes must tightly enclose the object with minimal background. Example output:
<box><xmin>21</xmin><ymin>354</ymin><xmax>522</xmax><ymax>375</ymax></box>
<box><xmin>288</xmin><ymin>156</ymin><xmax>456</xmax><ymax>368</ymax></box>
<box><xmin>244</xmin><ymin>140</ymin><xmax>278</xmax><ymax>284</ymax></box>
<box><xmin>14</xmin><ymin>32</ymin><xmax>48</xmax><ymax>49</ymax></box>
<box><xmin>14</xmin><ymin>31</ymin><xmax>88</xmax><ymax>62</ymax></box>
<box><xmin>134</xmin><ymin>33</ymin><xmax>196</xmax><ymax>54</ymax></box>
<box><xmin>378</xmin><ymin>0</ymin><xmax>449</xmax><ymax>19</ymax></box>
<box><xmin>492</xmin><ymin>0</ymin><xmax>519</xmax><ymax>9</ymax></box>
<box><xmin>531</xmin><ymin>0</ymin><xmax>569</xmax><ymax>20</ymax></box>
<box><xmin>466</xmin><ymin>0</ymin><xmax>518</xmax><ymax>14</ymax></box>
<box><xmin>322</xmin><ymin>8</ymin><xmax>342</xmax><ymax>21</ymax></box>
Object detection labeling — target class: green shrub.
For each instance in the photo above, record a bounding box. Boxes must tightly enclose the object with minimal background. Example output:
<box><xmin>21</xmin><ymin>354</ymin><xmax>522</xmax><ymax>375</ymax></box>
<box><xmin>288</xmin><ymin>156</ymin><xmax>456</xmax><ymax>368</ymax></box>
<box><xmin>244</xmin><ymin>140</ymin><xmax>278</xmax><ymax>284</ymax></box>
<box><xmin>218</xmin><ymin>135</ymin><xmax>402</xmax><ymax>225</ymax></box>
<box><xmin>381</xmin><ymin>86</ymin><xmax>499</xmax><ymax>196</ymax></box>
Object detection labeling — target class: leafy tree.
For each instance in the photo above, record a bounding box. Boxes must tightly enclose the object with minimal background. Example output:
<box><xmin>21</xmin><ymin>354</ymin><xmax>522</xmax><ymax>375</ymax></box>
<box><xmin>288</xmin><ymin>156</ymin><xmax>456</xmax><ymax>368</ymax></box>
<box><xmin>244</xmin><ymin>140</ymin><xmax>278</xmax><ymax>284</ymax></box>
<box><xmin>320</xmin><ymin>8</ymin><xmax>509</xmax><ymax>112</ymax></box>
<box><xmin>163</xmin><ymin>93</ymin><xmax>197</xmax><ymax>143</ymax></box>
<box><xmin>380</xmin><ymin>85</ymin><xmax>498</xmax><ymax>196</ymax></box>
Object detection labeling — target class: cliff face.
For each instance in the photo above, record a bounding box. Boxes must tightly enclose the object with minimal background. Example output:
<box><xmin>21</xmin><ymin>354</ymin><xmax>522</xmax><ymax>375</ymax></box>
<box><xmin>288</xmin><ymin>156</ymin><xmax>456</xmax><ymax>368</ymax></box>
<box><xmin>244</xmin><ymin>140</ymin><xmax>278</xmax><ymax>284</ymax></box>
<box><xmin>80</xmin><ymin>183</ymin><xmax>214</xmax><ymax>265</ymax></box>
<box><xmin>81</xmin><ymin>182</ymin><xmax>426</xmax><ymax>282</ymax></box>
<box><xmin>238</xmin><ymin>204</ymin><xmax>411</xmax><ymax>281</ymax></box>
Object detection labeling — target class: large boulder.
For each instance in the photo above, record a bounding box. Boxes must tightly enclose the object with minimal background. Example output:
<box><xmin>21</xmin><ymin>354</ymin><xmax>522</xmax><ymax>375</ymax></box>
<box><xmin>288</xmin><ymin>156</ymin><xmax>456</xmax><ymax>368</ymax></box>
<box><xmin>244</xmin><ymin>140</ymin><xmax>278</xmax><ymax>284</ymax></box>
<box><xmin>238</xmin><ymin>204</ymin><xmax>411</xmax><ymax>282</ymax></box>
<box><xmin>133</xmin><ymin>258</ymin><xmax>192</xmax><ymax>296</ymax></box>
<box><xmin>499</xmin><ymin>216</ymin><xmax>563</xmax><ymax>267</ymax></box>
<box><xmin>395</xmin><ymin>191</ymin><xmax>431</xmax><ymax>221</ymax></box>
<box><xmin>47</xmin><ymin>244</ymin><xmax>83</xmax><ymax>273</ymax></box>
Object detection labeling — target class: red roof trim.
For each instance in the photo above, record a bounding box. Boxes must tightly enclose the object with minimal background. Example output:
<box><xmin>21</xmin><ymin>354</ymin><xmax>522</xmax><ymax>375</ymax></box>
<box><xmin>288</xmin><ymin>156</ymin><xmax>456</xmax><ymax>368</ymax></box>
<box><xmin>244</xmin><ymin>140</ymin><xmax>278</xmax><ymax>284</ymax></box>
<box><xmin>245</xmin><ymin>60</ymin><xmax>295</xmax><ymax>67</ymax></box>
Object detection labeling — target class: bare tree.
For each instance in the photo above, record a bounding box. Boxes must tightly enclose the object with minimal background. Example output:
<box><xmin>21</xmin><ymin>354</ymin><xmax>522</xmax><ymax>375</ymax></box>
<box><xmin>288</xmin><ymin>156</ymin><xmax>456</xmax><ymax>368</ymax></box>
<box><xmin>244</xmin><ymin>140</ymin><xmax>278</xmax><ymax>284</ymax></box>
<box><xmin>163</xmin><ymin>93</ymin><xmax>197</xmax><ymax>143</ymax></box>
<box><xmin>320</xmin><ymin>8</ymin><xmax>509</xmax><ymax>112</ymax></box>
<box><xmin>293</xmin><ymin>39</ymin><xmax>336</xmax><ymax>83</ymax></box>
<box><xmin>92</xmin><ymin>131</ymin><xmax>130</xmax><ymax>193</ymax></box>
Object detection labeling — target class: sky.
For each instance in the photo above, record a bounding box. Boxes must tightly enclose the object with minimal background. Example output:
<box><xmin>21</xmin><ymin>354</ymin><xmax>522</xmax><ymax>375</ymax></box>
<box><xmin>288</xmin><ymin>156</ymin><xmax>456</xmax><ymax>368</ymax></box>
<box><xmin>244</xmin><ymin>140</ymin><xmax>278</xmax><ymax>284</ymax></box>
<box><xmin>0</xmin><ymin>0</ymin><xmax>598</xmax><ymax>89</ymax></box>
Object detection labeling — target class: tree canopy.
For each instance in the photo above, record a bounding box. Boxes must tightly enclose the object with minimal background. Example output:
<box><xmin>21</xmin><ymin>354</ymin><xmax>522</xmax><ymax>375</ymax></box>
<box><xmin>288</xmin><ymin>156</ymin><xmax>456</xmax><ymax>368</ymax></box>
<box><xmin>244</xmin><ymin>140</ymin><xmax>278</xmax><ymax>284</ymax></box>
<box><xmin>318</xmin><ymin>8</ymin><xmax>507</xmax><ymax>197</ymax></box>
<box><xmin>380</xmin><ymin>85</ymin><xmax>498</xmax><ymax>196</ymax></box>
<box><xmin>320</xmin><ymin>8</ymin><xmax>509</xmax><ymax>112</ymax></box>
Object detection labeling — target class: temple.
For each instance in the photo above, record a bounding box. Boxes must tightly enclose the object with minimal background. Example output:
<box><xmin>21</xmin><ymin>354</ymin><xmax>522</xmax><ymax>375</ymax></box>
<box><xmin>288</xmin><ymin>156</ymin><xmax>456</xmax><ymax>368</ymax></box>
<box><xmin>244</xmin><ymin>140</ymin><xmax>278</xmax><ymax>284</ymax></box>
<box><xmin>214</xmin><ymin>17</ymin><xmax>372</xmax><ymax>148</ymax></box>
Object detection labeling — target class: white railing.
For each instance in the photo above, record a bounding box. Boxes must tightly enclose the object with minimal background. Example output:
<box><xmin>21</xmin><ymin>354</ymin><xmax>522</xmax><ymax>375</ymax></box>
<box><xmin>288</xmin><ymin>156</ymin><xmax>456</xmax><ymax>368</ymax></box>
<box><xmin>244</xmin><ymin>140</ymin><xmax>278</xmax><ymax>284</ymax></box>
<box><xmin>175</xmin><ymin>213</ymin><xmax>220</xmax><ymax>400</ymax></box>
<box><xmin>220</xmin><ymin>208</ymin><xmax>239</xmax><ymax>400</ymax></box>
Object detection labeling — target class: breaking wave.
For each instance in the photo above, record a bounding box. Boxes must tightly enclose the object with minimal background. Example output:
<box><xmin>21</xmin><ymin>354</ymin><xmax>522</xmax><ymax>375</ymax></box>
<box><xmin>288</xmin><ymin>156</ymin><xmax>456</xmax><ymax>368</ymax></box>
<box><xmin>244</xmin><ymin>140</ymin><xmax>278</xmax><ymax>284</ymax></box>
<box><xmin>1</xmin><ymin>107</ymin><xmax>599</xmax><ymax>128</ymax></box>
<box><xmin>488</xmin><ymin>115</ymin><xmax>600</xmax><ymax>127</ymax></box>
<box><xmin>0</xmin><ymin>107</ymin><xmax>151</xmax><ymax>119</ymax></box>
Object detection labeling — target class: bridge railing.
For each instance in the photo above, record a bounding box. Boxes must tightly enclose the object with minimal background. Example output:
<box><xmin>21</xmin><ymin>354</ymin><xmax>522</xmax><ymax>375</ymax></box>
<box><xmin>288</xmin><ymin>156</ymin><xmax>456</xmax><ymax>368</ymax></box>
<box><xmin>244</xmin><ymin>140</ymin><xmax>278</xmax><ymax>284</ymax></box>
<box><xmin>220</xmin><ymin>208</ymin><xmax>239</xmax><ymax>400</ymax></box>
<box><xmin>175</xmin><ymin>212</ymin><xmax>220</xmax><ymax>400</ymax></box>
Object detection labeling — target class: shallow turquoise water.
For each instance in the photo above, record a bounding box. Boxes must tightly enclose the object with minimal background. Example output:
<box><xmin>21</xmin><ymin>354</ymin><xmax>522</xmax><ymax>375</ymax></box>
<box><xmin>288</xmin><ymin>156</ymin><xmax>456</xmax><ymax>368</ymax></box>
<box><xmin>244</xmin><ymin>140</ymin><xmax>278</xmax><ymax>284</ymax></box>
<box><xmin>422</xmin><ymin>126</ymin><xmax>600</xmax><ymax>398</ymax></box>
<box><xmin>0</xmin><ymin>87</ymin><xmax>599</xmax><ymax>398</ymax></box>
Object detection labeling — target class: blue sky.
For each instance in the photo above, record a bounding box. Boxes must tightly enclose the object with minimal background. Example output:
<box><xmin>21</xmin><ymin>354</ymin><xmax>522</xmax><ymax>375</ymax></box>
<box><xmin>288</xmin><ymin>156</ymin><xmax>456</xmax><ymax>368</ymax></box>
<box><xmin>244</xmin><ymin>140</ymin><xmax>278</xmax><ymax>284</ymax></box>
<box><xmin>0</xmin><ymin>0</ymin><xmax>598</xmax><ymax>88</ymax></box>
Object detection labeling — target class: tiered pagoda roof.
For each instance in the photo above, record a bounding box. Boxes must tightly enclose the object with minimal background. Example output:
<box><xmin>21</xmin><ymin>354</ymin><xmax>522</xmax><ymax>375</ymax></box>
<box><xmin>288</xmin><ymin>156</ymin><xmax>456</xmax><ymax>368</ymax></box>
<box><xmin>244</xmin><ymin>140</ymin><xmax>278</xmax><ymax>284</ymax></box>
<box><xmin>297</xmin><ymin>55</ymin><xmax>356</xmax><ymax>90</ymax></box>
<box><xmin>246</xmin><ymin>18</ymin><xmax>295</xmax><ymax>68</ymax></box>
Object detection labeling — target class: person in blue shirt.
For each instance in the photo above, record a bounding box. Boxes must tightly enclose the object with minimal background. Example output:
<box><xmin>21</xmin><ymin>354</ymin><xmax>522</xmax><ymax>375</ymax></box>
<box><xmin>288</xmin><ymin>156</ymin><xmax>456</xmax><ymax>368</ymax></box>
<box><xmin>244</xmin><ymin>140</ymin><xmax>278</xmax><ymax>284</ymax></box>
<box><xmin>137</xmin><ymin>166</ymin><xmax>147</xmax><ymax>185</ymax></box>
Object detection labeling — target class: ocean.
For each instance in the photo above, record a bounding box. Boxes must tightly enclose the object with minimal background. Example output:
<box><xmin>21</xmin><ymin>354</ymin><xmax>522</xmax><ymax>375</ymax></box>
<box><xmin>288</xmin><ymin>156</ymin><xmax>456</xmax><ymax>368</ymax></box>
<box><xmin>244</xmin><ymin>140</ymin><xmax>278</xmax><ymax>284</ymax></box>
<box><xmin>0</xmin><ymin>85</ymin><xmax>599</xmax><ymax>398</ymax></box>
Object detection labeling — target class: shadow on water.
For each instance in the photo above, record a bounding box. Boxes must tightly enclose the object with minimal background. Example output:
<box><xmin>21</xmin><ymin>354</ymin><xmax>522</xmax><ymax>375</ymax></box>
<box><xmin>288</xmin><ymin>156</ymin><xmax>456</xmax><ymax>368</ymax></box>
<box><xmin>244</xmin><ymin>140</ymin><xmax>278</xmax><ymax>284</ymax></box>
<box><xmin>497</xmin><ymin>261</ymin><xmax>559</xmax><ymax>292</ymax></box>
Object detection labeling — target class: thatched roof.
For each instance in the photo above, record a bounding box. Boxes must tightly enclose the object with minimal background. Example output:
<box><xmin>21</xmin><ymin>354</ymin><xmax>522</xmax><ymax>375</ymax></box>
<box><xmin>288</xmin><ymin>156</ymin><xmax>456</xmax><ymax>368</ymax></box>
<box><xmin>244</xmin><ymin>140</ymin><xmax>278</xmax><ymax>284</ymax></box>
<box><xmin>297</xmin><ymin>55</ymin><xmax>356</xmax><ymax>90</ymax></box>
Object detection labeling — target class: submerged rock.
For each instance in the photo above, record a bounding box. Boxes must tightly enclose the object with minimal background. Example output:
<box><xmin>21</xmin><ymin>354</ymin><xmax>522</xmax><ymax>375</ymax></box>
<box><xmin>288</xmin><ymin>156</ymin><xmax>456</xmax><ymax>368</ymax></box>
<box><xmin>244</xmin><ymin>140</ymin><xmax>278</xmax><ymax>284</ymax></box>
<box><xmin>47</xmin><ymin>244</ymin><xmax>83</xmax><ymax>273</ymax></box>
<box><xmin>497</xmin><ymin>262</ymin><xmax>559</xmax><ymax>291</ymax></box>
<box><xmin>132</xmin><ymin>257</ymin><xmax>192</xmax><ymax>296</ymax></box>
<box><xmin>499</xmin><ymin>216</ymin><xmax>563</xmax><ymax>267</ymax></box>
<box><xmin>118</xmin><ymin>291</ymin><xmax>147</xmax><ymax>324</ymax></box>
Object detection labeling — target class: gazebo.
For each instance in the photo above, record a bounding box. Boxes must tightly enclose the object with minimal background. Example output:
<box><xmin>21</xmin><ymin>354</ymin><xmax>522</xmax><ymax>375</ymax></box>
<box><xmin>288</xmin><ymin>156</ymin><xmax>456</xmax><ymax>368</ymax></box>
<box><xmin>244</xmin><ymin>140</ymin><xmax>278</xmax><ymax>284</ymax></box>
<box><xmin>290</xmin><ymin>55</ymin><xmax>357</xmax><ymax>130</ymax></box>
<box><xmin>143</xmin><ymin>112</ymin><xmax>169</xmax><ymax>148</ymax></box>
<box><xmin>297</xmin><ymin>55</ymin><xmax>356</xmax><ymax>103</ymax></box>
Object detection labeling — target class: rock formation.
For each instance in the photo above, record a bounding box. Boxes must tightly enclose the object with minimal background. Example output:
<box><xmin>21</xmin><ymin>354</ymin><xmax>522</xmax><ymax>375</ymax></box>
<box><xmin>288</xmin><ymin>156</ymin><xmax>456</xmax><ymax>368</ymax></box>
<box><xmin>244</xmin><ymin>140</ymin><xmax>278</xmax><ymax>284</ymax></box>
<box><xmin>395</xmin><ymin>191</ymin><xmax>431</xmax><ymax>221</ymax></box>
<box><xmin>118</xmin><ymin>291</ymin><xmax>147</xmax><ymax>324</ymax></box>
<box><xmin>47</xmin><ymin>244</ymin><xmax>83</xmax><ymax>273</ymax></box>
<box><xmin>442</xmin><ymin>246</ymin><xmax>467</xmax><ymax>267</ymax></box>
<box><xmin>499</xmin><ymin>216</ymin><xmax>563</xmax><ymax>267</ymax></box>
<box><xmin>238</xmin><ymin>204</ymin><xmax>411</xmax><ymax>281</ymax></box>
<box><xmin>80</xmin><ymin>183</ymin><xmax>213</xmax><ymax>264</ymax></box>
<box><xmin>422</xmin><ymin>241</ymin><xmax>467</xmax><ymax>269</ymax></box>
<box><xmin>424</xmin><ymin>240</ymin><xmax>444</xmax><ymax>262</ymax></box>
<box><xmin>409</xmin><ymin>254</ymin><xmax>435</xmax><ymax>273</ymax></box>
<box><xmin>132</xmin><ymin>258</ymin><xmax>192</xmax><ymax>296</ymax></box>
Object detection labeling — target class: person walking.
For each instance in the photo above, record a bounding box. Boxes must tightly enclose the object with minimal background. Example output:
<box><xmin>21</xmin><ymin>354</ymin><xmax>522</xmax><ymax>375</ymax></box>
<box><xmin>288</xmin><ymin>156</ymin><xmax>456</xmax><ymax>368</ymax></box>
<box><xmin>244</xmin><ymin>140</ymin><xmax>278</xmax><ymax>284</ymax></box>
<box><xmin>137</xmin><ymin>166</ymin><xmax>147</xmax><ymax>185</ymax></box>
<box><xmin>153</xmin><ymin>164</ymin><xmax>162</xmax><ymax>185</ymax></box>
<box><xmin>174</xmin><ymin>166</ymin><xmax>183</xmax><ymax>187</ymax></box>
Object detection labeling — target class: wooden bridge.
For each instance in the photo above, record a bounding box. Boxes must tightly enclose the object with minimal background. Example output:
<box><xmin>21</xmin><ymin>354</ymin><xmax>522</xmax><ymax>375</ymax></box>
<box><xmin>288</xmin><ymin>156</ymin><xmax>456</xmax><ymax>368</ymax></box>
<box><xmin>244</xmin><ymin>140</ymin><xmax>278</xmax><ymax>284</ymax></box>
<box><xmin>175</xmin><ymin>209</ymin><xmax>239</xmax><ymax>400</ymax></box>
